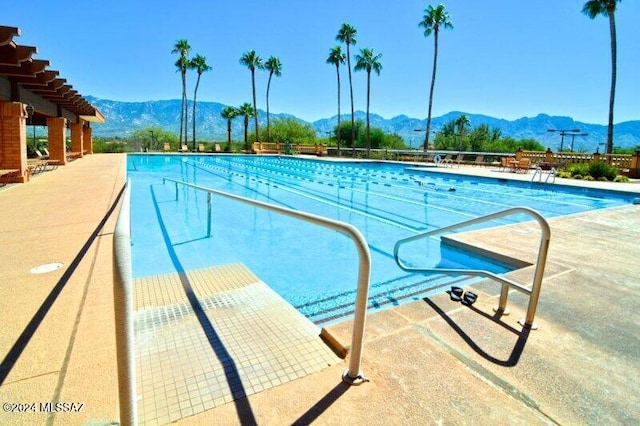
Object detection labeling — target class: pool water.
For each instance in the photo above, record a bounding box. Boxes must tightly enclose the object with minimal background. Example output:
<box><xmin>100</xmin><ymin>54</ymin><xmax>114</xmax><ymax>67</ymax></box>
<box><xmin>128</xmin><ymin>155</ymin><xmax>634</xmax><ymax>324</ymax></box>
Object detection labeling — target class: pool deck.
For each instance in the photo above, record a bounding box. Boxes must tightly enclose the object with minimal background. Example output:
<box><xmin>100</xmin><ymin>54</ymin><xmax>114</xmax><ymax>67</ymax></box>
<box><xmin>1</xmin><ymin>153</ymin><xmax>639</xmax><ymax>425</ymax></box>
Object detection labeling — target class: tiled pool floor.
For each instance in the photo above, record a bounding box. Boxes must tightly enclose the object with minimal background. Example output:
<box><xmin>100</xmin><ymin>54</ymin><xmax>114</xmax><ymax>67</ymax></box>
<box><xmin>133</xmin><ymin>263</ymin><xmax>340</xmax><ymax>425</ymax></box>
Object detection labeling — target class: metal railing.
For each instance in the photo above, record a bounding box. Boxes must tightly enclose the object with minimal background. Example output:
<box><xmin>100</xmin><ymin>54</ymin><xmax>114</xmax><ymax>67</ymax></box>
<box><xmin>113</xmin><ymin>179</ymin><xmax>138</xmax><ymax>426</ymax></box>
<box><xmin>394</xmin><ymin>207</ymin><xmax>551</xmax><ymax>328</ymax></box>
<box><xmin>531</xmin><ymin>166</ymin><xmax>556</xmax><ymax>184</ymax></box>
<box><xmin>163</xmin><ymin>177</ymin><xmax>372</xmax><ymax>385</ymax></box>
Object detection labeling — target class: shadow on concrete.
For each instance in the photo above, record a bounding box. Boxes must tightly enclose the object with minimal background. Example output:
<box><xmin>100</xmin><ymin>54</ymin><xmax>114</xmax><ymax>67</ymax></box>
<box><xmin>151</xmin><ymin>186</ymin><xmax>257</xmax><ymax>425</ymax></box>
<box><xmin>291</xmin><ymin>382</ymin><xmax>351</xmax><ymax>425</ymax></box>
<box><xmin>0</xmin><ymin>183</ymin><xmax>126</xmax><ymax>386</ymax></box>
<box><xmin>423</xmin><ymin>297</ymin><xmax>531</xmax><ymax>367</ymax></box>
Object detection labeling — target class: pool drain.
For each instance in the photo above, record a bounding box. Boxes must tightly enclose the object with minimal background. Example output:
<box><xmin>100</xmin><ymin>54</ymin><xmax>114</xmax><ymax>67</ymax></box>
<box><xmin>30</xmin><ymin>262</ymin><xmax>64</xmax><ymax>274</ymax></box>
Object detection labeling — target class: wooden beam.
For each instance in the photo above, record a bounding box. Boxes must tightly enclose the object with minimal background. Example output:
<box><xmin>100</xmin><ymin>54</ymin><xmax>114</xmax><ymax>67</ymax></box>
<box><xmin>0</xmin><ymin>44</ymin><xmax>37</xmax><ymax>65</ymax></box>
<box><xmin>0</xmin><ymin>26</ymin><xmax>19</xmax><ymax>47</ymax></box>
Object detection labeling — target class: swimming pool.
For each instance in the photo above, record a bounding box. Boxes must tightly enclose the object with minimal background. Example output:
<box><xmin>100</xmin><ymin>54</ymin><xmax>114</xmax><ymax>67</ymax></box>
<box><xmin>128</xmin><ymin>155</ymin><xmax>635</xmax><ymax>324</ymax></box>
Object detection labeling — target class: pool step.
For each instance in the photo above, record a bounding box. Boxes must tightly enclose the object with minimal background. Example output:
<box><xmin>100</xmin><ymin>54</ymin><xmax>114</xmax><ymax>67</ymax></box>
<box><xmin>133</xmin><ymin>263</ymin><xmax>341</xmax><ymax>424</ymax></box>
<box><xmin>301</xmin><ymin>273</ymin><xmax>480</xmax><ymax>326</ymax></box>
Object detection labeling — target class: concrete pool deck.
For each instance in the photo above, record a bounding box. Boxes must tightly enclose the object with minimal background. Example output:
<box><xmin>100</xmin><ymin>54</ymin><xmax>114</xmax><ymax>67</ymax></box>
<box><xmin>0</xmin><ymin>153</ymin><xmax>639</xmax><ymax>425</ymax></box>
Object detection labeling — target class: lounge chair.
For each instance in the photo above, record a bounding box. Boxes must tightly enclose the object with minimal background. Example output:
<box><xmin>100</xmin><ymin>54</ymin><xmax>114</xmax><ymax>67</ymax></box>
<box><xmin>163</xmin><ymin>143</ymin><xmax>171</xmax><ymax>152</ymax></box>
<box><xmin>178</xmin><ymin>144</ymin><xmax>189</xmax><ymax>153</ymax></box>
<box><xmin>515</xmin><ymin>158</ymin><xmax>532</xmax><ymax>173</ymax></box>
<box><xmin>27</xmin><ymin>158</ymin><xmax>48</xmax><ymax>175</ymax></box>
<box><xmin>214</xmin><ymin>143</ymin><xmax>222</xmax><ymax>153</ymax></box>
<box><xmin>198</xmin><ymin>143</ymin><xmax>205</xmax><ymax>152</ymax></box>
<box><xmin>35</xmin><ymin>150</ymin><xmax>60</xmax><ymax>169</ymax></box>
<box><xmin>471</xmin><ymin>154</ymin><xmax>485</xmax><ymax>166</ymax></box>
<box><xmin>445</xmin><ymin>153</ymin><xmax>464</xmax><ymax>167</ymax></box>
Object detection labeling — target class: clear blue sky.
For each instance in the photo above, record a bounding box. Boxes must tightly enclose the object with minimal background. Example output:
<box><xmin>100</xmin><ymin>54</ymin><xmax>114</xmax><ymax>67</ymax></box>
<box><xmin>5</xmin><ymin>1</ymin><xmax>639</xmax><ymax>124</ymax></box>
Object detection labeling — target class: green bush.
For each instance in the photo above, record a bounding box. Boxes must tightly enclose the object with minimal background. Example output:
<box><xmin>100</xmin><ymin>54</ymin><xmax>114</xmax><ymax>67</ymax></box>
<box><xmin>587</xmin><ymin>161</ymin><xmax>619</xmax><ymax>180</ymax></box>
<box><xmin>614</xmin><ymin>175</ymin><xmax>630</xmax><ymax>183</ymax></box>
<box><xmin>583</xmin><ymin>175</ymin><xmax>594</xmax><ymax>181</ymax></box>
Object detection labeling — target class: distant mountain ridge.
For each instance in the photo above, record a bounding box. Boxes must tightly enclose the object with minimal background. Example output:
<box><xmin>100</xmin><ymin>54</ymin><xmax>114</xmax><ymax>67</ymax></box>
<box><xmin>86</xmin><ymin>96</ymin><xmax>640</xmax><ymax>151</ymax></box>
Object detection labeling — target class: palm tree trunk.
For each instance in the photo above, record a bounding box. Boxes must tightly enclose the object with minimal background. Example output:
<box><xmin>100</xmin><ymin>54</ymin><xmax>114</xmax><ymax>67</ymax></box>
<box><xmin>179</xmin><ymin>71</ymin><xmax>185</xmax><ymax>145</ymax></box>
<box><xmin>244</xmin><ymin>116</ymin><xmax>249</xmax><ymax>145</ymax></box>
<box><xmin>251</xmin><ymin>69</ymin><xmax>260</xmax><ymax>142</ymax></box>
<box><xmin>366</xmin><ymin>71</ymin><xmax>371</xmax><ymax>158</ymax></box>
<box><xmin>227</xmin><ymin>119</ymin><xmax>232</xmax><ymax>146</ymax></box>
<box><xmin>192</xmin><ymin>74</ymin><xmax>201</xmax><ymax>151</ymax></box>
<box><xmin>266</xmin><ymin>71</ymin><xmax>273</xmax><ymax>142</ymax></box>
<box><xmin>182</xmin><ymin>70</ymin><xmax>188</xmax><ymax>145</ymax></box>
<box><xmin>425</xmin><ymin>29</ymin><xmax>439</xmax><ymax>151</ymax></box>
<box><xmin>346</xmin><ymin>43</ymin><xmax>356</xmax><ymax>157</ymax></box>
<box><xmin>606</xmin><ymin>9</ymin><xmax>616</xmax><ymax>155</ymax></box>
<box><xmin>336</xmin><ymin>64</ymin><xmax>341</xmax><ymax>155</ymax></box>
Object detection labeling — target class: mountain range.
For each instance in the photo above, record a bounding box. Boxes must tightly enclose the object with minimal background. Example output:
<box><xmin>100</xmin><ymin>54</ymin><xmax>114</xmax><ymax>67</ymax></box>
<box><xmin>86</xmin><ymin>96</ymin><xmax>640</xmax><ymax>151</ymax></box>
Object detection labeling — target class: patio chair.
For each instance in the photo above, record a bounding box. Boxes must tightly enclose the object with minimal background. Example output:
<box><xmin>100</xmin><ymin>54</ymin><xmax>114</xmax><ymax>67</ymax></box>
<box><xmin>445</xmin><ymin>153</ymin><xmax>464</xmax><ymax>167</ymax></box>
<box><xmin>34</xmin><ymin>150</ymin><xmax>60</xmax><ymax>169</ymax></box>
<box><xmin>471</xmin><ymin>154</ymin><xmax>485</xmax><ymax>166</ymax></box>
<box><xmin>214</xmin><ymin>143</ymin><xmax>222</xmax><ymax>153</ymax></box>
<box><xmin>178</xmin><ymin>144</ymin><xmax>189</xmax><ymax>153</ymax></box>
<box><xmin>515</xmin><ymin>158</ymin><xmax>532</xmax><ymax>173</ymax></box>
<box><xmin>198</xmin><ymin>143</ymin><xmax>206</xmax><ymax>152</ymax></box>
<box><xmin>163</xmin><ymin>143</ymin><xmax>171</xmax><ymax>152</ymax></box>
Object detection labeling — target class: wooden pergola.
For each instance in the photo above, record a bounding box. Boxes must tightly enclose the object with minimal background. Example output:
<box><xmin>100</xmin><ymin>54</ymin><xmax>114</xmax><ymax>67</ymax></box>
<box><xmin>0</xmin><ymin>25</ymin><xmax>104</xmax><ymax>183</ymax></box>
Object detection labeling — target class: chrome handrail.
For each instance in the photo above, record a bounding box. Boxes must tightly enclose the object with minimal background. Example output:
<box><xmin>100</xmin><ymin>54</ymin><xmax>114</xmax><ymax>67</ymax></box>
<box><xmin>163</xmin><ymin>177</ymin><xmax>371</xmax><ymax>385</ymax></box>
<box><xmin>393</xmin><ymin>207</ymin><xmax>550</xmax><ymax>328</ymax></box>
<box><xmin>531</xmin><ymin>166</ymin><xmax>556</xmax><ymax>184</ymax></box>
<box><xmin>113</xmin><ymin>178</ymin><xmax>138</xmax><ymax>425</ymax></box>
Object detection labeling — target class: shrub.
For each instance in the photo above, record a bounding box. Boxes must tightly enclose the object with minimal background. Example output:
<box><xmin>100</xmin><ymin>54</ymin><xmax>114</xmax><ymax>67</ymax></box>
<box><xmin>556</xmin><ymin>170</ymin><xmax>572</xmax><ymax>179</ymax></box>
<box><xmin>573</xmin><ymin>174</ymin><xmax>584</xmax><ymax>180</ymax></box>
<box><xmin>583</xmin><ymin>175</ymin><xmax>594</xmax><ymax>181</ymax></box>
<box><xmin>614</xmin><ymin>175</ymin><xmax>630</xmax><ymax>183</ymax></box>
<box><xmin>587</xmin><ymin>161</ymin><xmax>618</xmax><ymax>180</ymax></box>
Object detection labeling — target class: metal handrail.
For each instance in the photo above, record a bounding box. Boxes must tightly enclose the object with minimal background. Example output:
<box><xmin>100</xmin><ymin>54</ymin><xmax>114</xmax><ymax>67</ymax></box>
<box><xmin>393</xmin><ymin>207</ymin><xmax>550</xmax><ymax>328</ymax></box>
<box><xmin>113</xmin><ymin>179</ymin><xmax>138</xmax><ymax>425</ymax></box>
<box><xmin>163</xmin><ymin>177</ymin><xmax>372</xmax><ymax>385</ymax></box>
<box><xmin>531</xmin><ymin>166</ymin><xmax>556</xmax><ymax>184</ymax></box>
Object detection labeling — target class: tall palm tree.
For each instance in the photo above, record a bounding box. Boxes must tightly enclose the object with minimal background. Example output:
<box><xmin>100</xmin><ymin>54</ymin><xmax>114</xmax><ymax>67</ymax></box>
<box><xmin>419</xmin><ymin>4</ymin><xmax>453</xmax><ymax>151</ymax></box>
<box><xmin>238</xmin><ymin>102</ymin><xmax>255</xmax><ymax>149</ymax></box>
<box><xmin>336</xmin><ymin>23</ymin><xmax>357</xmax><ymax>157</ymax></box>
<box><xmin>239</xmin><ymin>50</ymin><xmax>264</xmax><ymax>143</ymax></box>
<box><xmin>172</xmin><ymin>39</ymin><xmax>191</xmax><ymax>145</ymax></box>
<box><xmin>264</xmin><ymin>56</ymin><xmax>283</xmax><ymax>143</ymax></box>
<box><xmin>220</xmin><ymin>106</ymin><xmax>239</xmax><ymax>150</ymax></box>
<box><xmin>354</xmin><ymin>48</ymin><xmax>383</xmax><ymax>158</ymax></box>
<box><xmin>326</xmin><ymin>46</ymin><xmax>346</xmax><ymax>155</ymax></box>
<box><xmin>583</xmin><ymin>0</ymin><xmax>621</xmax><ymax>155</ymax></box>
<box><xmin>188</xmin><ymin>54</ymin><xmax>212</xmax><ymax>151</ymax></box>
<box><xmin>454</xmin><ymin>114</ymin><xmax>470</xmax><ymax>150</ymax></box>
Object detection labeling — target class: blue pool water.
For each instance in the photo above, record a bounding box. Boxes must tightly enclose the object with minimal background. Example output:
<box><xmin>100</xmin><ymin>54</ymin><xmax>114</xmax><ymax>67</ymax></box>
<box><xmin>128</xmin><ymin>155</ymin><xmax>635</xmax><ymax>324</ymax></box>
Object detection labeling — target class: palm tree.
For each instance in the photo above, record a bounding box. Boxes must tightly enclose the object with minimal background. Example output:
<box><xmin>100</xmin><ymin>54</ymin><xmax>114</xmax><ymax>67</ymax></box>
<box><xmin>220</xmin><ymin>106</ymin><xmax>239</xmax><ymax>150</ymax></box>
<box><xmin>264</xmin><ymin>56</ymin><xmax>283</xmax><ymax>143</ymax></box>
<box><xmin>238</xmin><ymin>102</ymin><xmax>255</xmax><ymax>149</ymax></box>
<box><xmin>419</xmin><ymin>4</ymin><xmax>453</xmax><ymax>151</ymax></box>
<box><xmin>326</xmin><ymin>46</ymin><xmax>346</xmax><ymax>155</ymax></box>
<box><xmin>188</xmin><ymin>54</ymin><xmax>212</xmax><ymax>151</ymax></box>
<box><xmin>336</xmin><ymin>23</ymin><xmax>357</xmax><ymax>157</ymax></box>
<box><xmin>454</xmin><ymin>114</ymin><xmax>470</xmax><ymax>151</ymax></box>
<box><xmin>172</xmin><ymin>39</ymin><xmax>191</xmax><ymax>145</ymax></box>
<box><xmin>583</xmin><ymin>0</ymin><xmax>621</xmax><ymax>155</ymax></box>
<box><xmin>239</xmin><ymin>50</ymin><xmax>264</xmax><ymax>143</ymax></box>
<box><xmin>354</xmin><ymin>48</ymin><xmax>383</xmax><ymax>158</ymax></box>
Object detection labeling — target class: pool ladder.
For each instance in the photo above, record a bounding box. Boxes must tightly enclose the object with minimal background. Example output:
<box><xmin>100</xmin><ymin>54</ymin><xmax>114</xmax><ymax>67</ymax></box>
<box><xmin>394</xmin><ymin>207</ymin><xmax>550</xmax><ymax>329</ymax></box>
<box><xmin>531</xmin><ymin>166</ymin><xmax>556</xmax><ymax>184</ymax></box>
